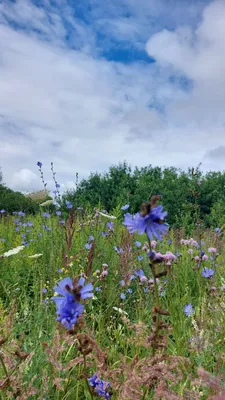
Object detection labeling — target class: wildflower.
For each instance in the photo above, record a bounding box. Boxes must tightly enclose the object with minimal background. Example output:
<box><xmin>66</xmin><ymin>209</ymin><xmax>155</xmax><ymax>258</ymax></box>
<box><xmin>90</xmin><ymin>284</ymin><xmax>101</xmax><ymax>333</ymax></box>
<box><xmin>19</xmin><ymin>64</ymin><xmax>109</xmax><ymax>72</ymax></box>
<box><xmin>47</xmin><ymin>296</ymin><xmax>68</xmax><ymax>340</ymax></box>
<box><xmin>126</xmin><ymin>288</ymin><xmax>132</xmax><ymax>294</ymax></box>
<box><xmin>120</xmin><ymin>293</ymin><xmax>126</xmax><ymax>300</ymax></box>
<box><xmin>184</xmin><ymin>303</ymin><xmax>194</xmax><ymax>316</ymax></box>
<box><xmin>88</xmin><ymin>374</ymin><xmax>110</xmax><ymax>399</ymax></box>
<box><xmin>42</xmin><ymin>225</ymin><xmax>51</xmax><ymax>231</ymax></box>
<box><xmin>208</xmin><ymin>247</ymin><xmax>217</xmax><ymax>254</ymax></box>
<box><xmin>151</xmin><ymin>240</ymin><xmax>157</xmax><ymax>248</ymax></box>
<box><xmin>102</xmin><ymin>231</ymin><xmax>108</xmax><ymax>237</ymax></box>
<box><xmin>85</xmin><ymin>243</ymin><xmax>92</xmax><ymax>250</ymax></box>
<box><xmin>56</xmin><ymin>210</ymin><xmax>61</xmax><ymax>216</ymax></box>
<box><xmin>137</xmin><ymin>255</ymin><xmax>143</xmax><ymax>261</ymax></box>
<box><xmin>221</xmin><ymin>285</ymin><xmax>225</xmax><ymax>292</ymax></box>
<box><xmin>22</xmin><ymin>223</ymin><xmax>27</xmax><ymax>228</ymax></box>
<box><xmin>123</xmin><ymin>201</ymin><xmax>168</xmax><ymax>240</ymax></box>
<box><xmin>114</xmin><ymin>246</ymin><xmax>123</xmax><ymax>254</ymax></box>
<box><xmin>102</xmin><ymin>263</ymin><xmax>108</xmax><ymax>268</ymax></box>
<box><xmin>18</xmin><ymin>211</ymin><xmax>25</xmax><ymax>217</ymax></box>
<box><xmin>168</xmin><ymin>239</ymin><xmax>172</xmax><ymax>245</ymax></box>
<box><xmin>28</xmin><ymin>221</ymin><xmax>33</xmax><ymax>227</ymax></box>
<box><xmin>0</xmin><ymin>238</ymin><xmax>5</xmax><ymax>243</ymax></box>
<box><xmin>37</xmin><ymin>161</ymin><xmax>42</xmax><ymax>168</ymax></box>
<box><xmin>51</xmin><ymin>277</ymin><xmax>93</xmax><ymax>329</ymax></box>
<box><xmin>140</xmin><ymin>275</ymin><xmax>148</xmax><ymax>282</ymax></box>
<box><xmin>38</xmin><ymin>233</ymin><xmax>43</xmax><ymax>237</ymax></box>
<box><xmin>148</xmin><ymin>251</ymin><xmax>164</xmax><ymax>263</ymax></box>
<box><xmin>121</xmin><ymin>204</ymin><xmax>129</xmax><ymax>211</ymax></box>
<box><xmin>56</xmin><ymin>183</ymin><xmax>60</xmax><ymax>188</ymax></box>
<box><xmin>42</xmin><ymin>288</ymin><xmax>47</xmax><ymax>293</ymax></box>
<box><xmin>22</xmin><ymin>241</ymin><xmax>29</xmax><ymax>246</ymax></box>
<box><xmin>3</xmin><ymin>245</ymin><xmax>25</xmax><ymax>257</ymax></box>
<box><xmin>188</xmin><ymin>249</ymin><xmax>194</xmax><ymax>254</ymax></box>
<box><xmin>129</xmin><ymin>274</ymin><xmax>135</xmax><ymax>280</ymax></box>
<box><xmin>202</xmin><ymin>267</ymin><xmax>215</xmax><ymax>278</ymax></box>
<box><xmin>58</xmin><ymin>269</ymin><xmax>63</xmax><ymax>273</ymax></box>
<box><xmin>194</xmin><ymin>256</ymin><xmax>200</xmax><ymax>262</ymax></box>
<box><xmin>107</xmin><ymin>221</ymin><xmax>114</xmax><ymax>230</ymax></box>
<box><xmin>163</xmin><ymin>251</ymin><xmax>176</xmax><ymax>261</ymax></box>
<box><xmin>88</xmin><ymin>235</ymin><xmax>94</xmax><ymax>242</ymax></box>
<box><xmin>97</xmin><ymin>211</ymin><xmax>116</xmax><ymax>220</ymax></box>
<box><xmin>40</xmin><ymin>200</ymin><xmax>54</xmax><ymax>207</ymax></box>
<box><xmin>0</xmin><ymin>209</ymin><xmax>6</xmax><ymax>214</ymax></box>
<box><xmin>95</xmin><ymin>287</ymin><xmax>101</xmax><ymax>292</ymax></box>
<box><xmin>215</xmin><ymin>227</ymin><xmax>220</xmax><ymax>233</ymax></box>
<box><xmin>101</xmin><ymin>270</ymin><xmax>108</xmax><ymax>277</ymax></box>
<box><xmin>15</xmin><ymin>227</ymin><xmax>20</xmax><ymax>232</ymax></box>
<box><xmin>135</xmin><ymin>241</ymin><xmax>141</xmax><ymax>247</ymax></box>
<box><xmin>59</xmin><ymin>220</ymin><xmax>65</xmax><ymax>224</ymax></box>
<box><xmin>120</xmin><ymin>280</ymin><xmax>125</xmax><ymax>287</ymax></box>
<box><xmin>65</xmin><ymin>200</ymin><xmax>73</xmax><ymax>209</ymax></box>
<box><xmin>28</xmin><ymin>254</ymin><xmax>43</xmax><ymax>259</ymax></box>
<box><xmin>202</xmin><ymin>254</ymin><xmax>208</xmax><ymax>261</ymax></box>
<box><xmin>42</xmin><ymin>212</ymin><xmax>50</xmax><ymax>218</ymax></box>
<box><xmin>26</xmin><ymin>229</ymin><xmax>30</xmax><ymax>233</ymax></box>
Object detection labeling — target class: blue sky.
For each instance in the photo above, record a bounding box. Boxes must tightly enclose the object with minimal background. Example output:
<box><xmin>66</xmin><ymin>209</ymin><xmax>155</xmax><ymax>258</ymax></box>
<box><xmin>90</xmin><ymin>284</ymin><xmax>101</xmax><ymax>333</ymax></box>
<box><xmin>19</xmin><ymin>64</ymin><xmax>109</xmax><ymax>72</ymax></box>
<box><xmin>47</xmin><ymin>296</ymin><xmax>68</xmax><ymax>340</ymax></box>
<box><xmin>0</xmin><ymin>0</ymin><xmax>225</xmax><ymax>192</ymax></box>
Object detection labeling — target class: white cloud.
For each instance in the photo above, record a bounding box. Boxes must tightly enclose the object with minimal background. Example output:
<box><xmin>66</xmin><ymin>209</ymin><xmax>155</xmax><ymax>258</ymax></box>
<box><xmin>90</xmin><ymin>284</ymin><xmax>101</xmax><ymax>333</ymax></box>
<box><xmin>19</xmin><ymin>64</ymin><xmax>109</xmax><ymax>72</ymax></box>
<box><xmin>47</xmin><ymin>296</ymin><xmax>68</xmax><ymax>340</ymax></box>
<box><xmin>0</xmin><ymin>0</ymin><xmax>225</xmax><ymax>193</ymax></box>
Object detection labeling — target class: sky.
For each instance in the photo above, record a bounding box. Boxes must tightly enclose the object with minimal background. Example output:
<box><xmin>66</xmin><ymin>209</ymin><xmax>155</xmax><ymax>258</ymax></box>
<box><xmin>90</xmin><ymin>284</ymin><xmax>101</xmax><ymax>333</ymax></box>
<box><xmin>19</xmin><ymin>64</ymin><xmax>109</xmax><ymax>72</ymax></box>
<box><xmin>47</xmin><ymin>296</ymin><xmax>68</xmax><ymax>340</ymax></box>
<box><xmin>1</xmin><ymin>0</ymin><xmax>225</xmax><ymax>193</ymax></box>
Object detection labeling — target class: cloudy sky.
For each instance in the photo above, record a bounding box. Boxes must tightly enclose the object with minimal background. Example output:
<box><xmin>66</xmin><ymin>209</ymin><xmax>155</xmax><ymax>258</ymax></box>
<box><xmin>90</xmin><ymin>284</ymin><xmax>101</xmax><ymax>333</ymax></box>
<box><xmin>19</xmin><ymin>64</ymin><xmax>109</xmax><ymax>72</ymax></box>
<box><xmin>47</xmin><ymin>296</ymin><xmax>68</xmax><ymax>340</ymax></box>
<box><xmin>1</xmin><ymin>0</ymin><xmax>225</xmax><ymax>193</ymax></box>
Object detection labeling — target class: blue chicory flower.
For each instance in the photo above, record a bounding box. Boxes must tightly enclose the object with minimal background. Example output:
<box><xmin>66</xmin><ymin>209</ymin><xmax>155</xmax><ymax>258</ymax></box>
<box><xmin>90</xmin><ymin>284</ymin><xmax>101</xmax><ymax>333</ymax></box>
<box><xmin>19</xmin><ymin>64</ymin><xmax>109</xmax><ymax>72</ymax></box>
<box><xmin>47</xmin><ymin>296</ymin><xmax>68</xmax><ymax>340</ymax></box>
<box><xmin>120</xmin><ymin>293</ymin><xmax>126</xmax><ymax>300</ymax></box>
<box><xmin>107</xmin><ymin>221</ymin><xmax>114</xmax><ymax>230</ymax></box>
<box><xmin>137</xmin><ymin>255</ymin><xmax>144</xmax><ymax>261</ymax></box>
<box><xmin>135</xmin><ymin>241</ymin><xmax>141</xmax><ymax>248</ymax></box>
<box><xmin>202</xmin><ymin>268</ymin><xmax>215</xmax><ymax>278</ymax></box>
<box><xmin>184</xmin><ymin>303</ymin><xmax>194</xmax><ymax>316</ymax></box>
<box><xmin>37</xmin><ymin>161</ymin><xmax>42</xmax><ymax>168</ymax></box>
<box><xmin>65</xmin><ymin>200</ymin><xmax>73</xmax><ymax>209</ymax></box>
<box><xmin>56</xmin><ymin>211</ymin><xmax>61</xmax><ymax>216</ymax></box>
<box><xmin>88</xmin><ymin>374</ymin><xmax>110</xmax><ymax>399</ymax></box>
<box><xmin>123</xmin><ymin>204</ymin><xmax>168</xmax><ymax>241</ymax></box>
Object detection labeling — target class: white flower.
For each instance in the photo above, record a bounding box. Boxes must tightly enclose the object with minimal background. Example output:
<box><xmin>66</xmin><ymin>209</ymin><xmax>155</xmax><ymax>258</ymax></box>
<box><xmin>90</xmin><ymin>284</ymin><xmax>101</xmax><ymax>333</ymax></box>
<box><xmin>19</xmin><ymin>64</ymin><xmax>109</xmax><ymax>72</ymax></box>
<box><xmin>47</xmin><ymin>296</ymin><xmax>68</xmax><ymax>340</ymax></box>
<box><xmin>40</xmin><ymin>200</ymin><xmax>54</xmax><ymax>206</ymax></box>
<box><xmin>28</xmin><ymin>254</ymin><xmax>43</xmax><ymax>259</ymax></box>
<box><xmin>112</xmin><ymin>307</ymin><xmax>128</xmax><ymax>315</ymax></box>
<box><xmin>3</xmin><ymin>245</ymin><xmax>25</xmax><ymax>257</ymax></box>
<box><xmin>98</xmin><ymin>211</ymin><xmax>116</xmax><ymax>220</ymax></box>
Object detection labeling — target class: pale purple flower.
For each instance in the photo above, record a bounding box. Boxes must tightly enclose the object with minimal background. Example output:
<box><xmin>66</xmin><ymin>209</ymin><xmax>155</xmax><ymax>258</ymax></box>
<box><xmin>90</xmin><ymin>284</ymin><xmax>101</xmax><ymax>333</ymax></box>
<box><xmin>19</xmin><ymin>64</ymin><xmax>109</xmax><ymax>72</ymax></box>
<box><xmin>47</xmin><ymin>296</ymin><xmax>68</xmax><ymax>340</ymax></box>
<box><xmin>208</xmin><ymin>247</ymin><xmax>217</xmax><ymax>254</ymax></box>
<box><xmin>121</xmin><ymin>204</ymin><xmax>129</xmax><ymax>211</ymax></box>
<box><xmin>37</xmin><ymin>161</ymin><xmax>42</xmax><ymax>168</ymax></box>
<box><xmin>184</xmin><ymin>304</ymin><xmax>194</xmax><ymax>316</ymax></box>
<box><xmin>120</xmin><ymin>293</ymin><xmax>126</xmax><ymax>300</ymax></box>
<box><xmin>56</xmin><ymin>211</ymin><xmax>61</xmax><ymax>216</ymax></box>
<box><xmin>85</xmin><ymin>243</ymin><xmax>92</xmax><ymax>250</ymax></box>
<box><xmin>135</xmin><ymin>241</ymin><xmax>141</xmax><ymax>248</ymax></box>
<box><xmin>202</xmin><ymin>267</ymin><xmax>215</xmax><ymax>278</ymax></box>
<box><xmin>202</xmin><ymin>254</ymin><xmax>208</xmax><ymax>261</ymax></box>
<box><xmin>65</xmin><ymin>200</ymin><xmax>73</xmax><ymax>209</ymax></box>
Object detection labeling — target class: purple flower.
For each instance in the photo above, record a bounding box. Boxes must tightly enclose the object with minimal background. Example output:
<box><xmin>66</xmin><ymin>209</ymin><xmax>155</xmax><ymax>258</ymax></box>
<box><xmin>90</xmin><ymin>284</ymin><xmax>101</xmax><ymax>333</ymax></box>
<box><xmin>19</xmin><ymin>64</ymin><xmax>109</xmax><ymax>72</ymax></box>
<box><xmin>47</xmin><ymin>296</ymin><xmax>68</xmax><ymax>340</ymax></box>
<box><xmin>121</xmin><ymin>204</ymin><xmax>129</xmax><ymax>211</ymax></box>
<box><xmin>120</xmin><ymin>293</ymin><xmax>126</xmax><ymax>300</ymax></box>
<box><xmin>42</xmin><ymin>225</ymin><xmax>51</xmax><ymax>231</ymax></box>
<box><xmin>37</xmin><ymin>161</ymin><xmax>42</xmax><ymax>168</ymax></box>
<box><xmin>88</xmin><ymin>374</ymin><xmax>110</xmax><ymax>399</ymax></box>
<box><xmin>56</xmin><ymin>183</ymin><xmax>60</xmax><ymax>188</ymax></box>
<box><xmin>26</xmin><ymin>229</ymin><xmax>30</xmax><ymax>233</ymax></box>
<box><xmin>137</xmin><ymin>255</ymin><xmax>143</xmax><ymax>261</ymax></box>
<box><xmin>88</xmin><ymin>235</ymin><xmax>94</xmax><ymax>242</ymax></box>
<box><xmin>123</xmin><ymin>205</ymin><xmax>168</xmax><ymax>241</ymax></box>
<box><xmin>184</xmin><ymin>303</ymin><xmax>194</xmax><ymax>316</ymax></box>
<box><xmin>18</xmin><ymin>211</ymin><xmax>25</xmax><ymax>217</ymax></box>
<box><xmin>38</xmin><ymin>233</ymin><xmax>43</xmax><ymax>237</ymax></box>
<box><xmin>15</xmin><ymin>227</ymin><xmax>20</xmax><ymax>232</ymax></box>
<box><xmin>56</xmin><ymin>211</ymin><xmax>61</xmax><ymax>216</ymax></box>
<box><xmin>135</xmin><ymin>241</ymin><xmax>141</xmax><ymax>248</ymax></box>
<box><xmin>51</xmin><ymin>277</ymin><xmax>93</xmax><ymax>330</ymax></box>
<box><xmin>22</xmin><ymin>241</ymin><xmax>29</xmax><ymax>247</ymax></box>
<box><xmin>65</xmin><ymin>200</ymin><xmax>73</xmax><ymax>209</ymax></box>
<box><xmin>202</xmin><ymin>267</ymin><xmax>215</xmax><ymax>278</ymax></box>
<box><xmin>107</xmin><ymin>221</ymin><xmax>114</xmax><ymax>230</ymax></box>
<box><xmin>78</xmin><ymin>277</ymin><xmax>94</xmax><ymax>300</ymax></box>
<box><xmin>114</xmin><ymin>246</ymin><xmax>123</xmax><ymax>254</ymax></box>
<box><xmin>0</xmin><ymin>209</ymin><xmax>6</xmax><ymax>214</ymax></box>
<box><xmin>126</xmin><ymin>288</ymin><xmax>132</xmax><ymax>294</ymax></box>
<box><xmin>22</xmin><ymin>223</ymin><xmax>27</xmax><ymax>228</ymax></box>
<box><xmin>120</xmin><ymin>280</ymin><xmax>125</xmax><ymax>287</ymax></box>
<box><xmin>0</xmin><ymin>238</ymin><xmax>6</xmax><ymax>243</ymax></box>
<box><xmin>168</xmin><ymin>239</ymin><xmax>172</xmax><ymax>245</ymax></box>
<box><xmin>95</xmin><ymin>287</ymin><xmax>101</xmax><ymax>292</ymax></box>
<box><xmin>14</xmin><ymin>219</ymin><xmax>19</xmax><ymax>223</ymax></box>
<box><xmin>42</xmin><ymin>212</ymin><xmax>50</xmax><ymax>218</ymax></box>
<box><xmin>27</xmin><ymin>221</ymin><xmax>33</xmax><ymax>227</ymax></box>
<box><xmin>85</xmin><ymin>243</ymin><xmax>92</xmax><ymax>250</ymax></box>
<box><xmin>135</xmin><ymin>269</ymin><xmax>145</xmax><ymax>278</ymax></box>
<box><xmin>102</xmin><ymin>231</ymin><xmax>108</xmax><ymax>237</ymax></box>
<box><xmin>59</xmin><ymin>220</ymin><xmax>65</xmax><ymax>225</ymax></box>
<box><xmin>42</xmin><ymin>288</ymin><xmax>47</xmax><ymax>293</ymax></box>
<box><xmin>21</xmin><ymin>234</ymin><xmax>26</xmax><ymax>239</ymax></box>
<box><xmin>58</xmin><ymin>268</ymin><xmax>63</xmax><ymax>273</ymax></box>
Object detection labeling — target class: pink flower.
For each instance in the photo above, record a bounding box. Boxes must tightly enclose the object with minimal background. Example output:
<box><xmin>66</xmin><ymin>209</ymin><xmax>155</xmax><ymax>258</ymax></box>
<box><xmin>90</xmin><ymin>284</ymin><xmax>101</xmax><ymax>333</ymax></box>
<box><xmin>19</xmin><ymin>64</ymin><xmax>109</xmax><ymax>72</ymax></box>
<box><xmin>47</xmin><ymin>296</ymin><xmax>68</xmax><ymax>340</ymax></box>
<box><xmin>140</xmin><ymin>276</ymin><xmax>147</xmax><ymax>282</ymax></box>
<box><xmin>101</xmin><ymin>270</ymin><xmax>108</xmax><ymax>277</ymax></box>
<box><xmin>151</xmin><ymin>240</ymin><xmax>157</xmax><ymax>249</ymax></box>
<box><xmin>202</xmin><ymin>254</ymin><xmax>208</xmax><ymax>261</ymax></box>
<box><xmin>194</xmin><ymin>256</ymin><xmax>200</xmax><ymax>262</ymax></box>
<box><xmin>163</xmin><ymin>251</ymin><xmax>176</xmax><ymax>261</ymax></box>
<box><xmin>208</xmin><ymin>247</ymin><xmax>217</xmax><ymax>254</ymax></box>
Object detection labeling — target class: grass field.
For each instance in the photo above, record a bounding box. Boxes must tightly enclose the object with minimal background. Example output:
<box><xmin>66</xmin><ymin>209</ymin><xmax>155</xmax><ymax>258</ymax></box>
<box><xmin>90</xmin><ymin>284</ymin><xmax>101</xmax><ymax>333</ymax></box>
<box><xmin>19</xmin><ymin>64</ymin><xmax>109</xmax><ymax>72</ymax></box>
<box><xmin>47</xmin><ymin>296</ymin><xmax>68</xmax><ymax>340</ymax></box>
<box><xmin>0</xmin><ymin>204</ymin><xmax>225</xmax><ymax>399</ymax></box>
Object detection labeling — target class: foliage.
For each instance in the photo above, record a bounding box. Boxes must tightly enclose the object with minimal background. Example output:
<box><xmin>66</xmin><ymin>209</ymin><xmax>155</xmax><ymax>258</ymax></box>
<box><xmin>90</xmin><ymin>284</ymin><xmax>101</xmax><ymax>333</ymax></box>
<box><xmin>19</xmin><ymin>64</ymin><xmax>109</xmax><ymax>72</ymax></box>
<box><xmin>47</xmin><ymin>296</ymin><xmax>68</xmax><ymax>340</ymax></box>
<box><xmin>64</xmin><ymin>163</ymin><xmax>225</xmax><ymax>229</ymax></box>
<box><xmin>0</xmin><ymin>184</ymin><xmax>38</xmax><ymax>214</ymax></box>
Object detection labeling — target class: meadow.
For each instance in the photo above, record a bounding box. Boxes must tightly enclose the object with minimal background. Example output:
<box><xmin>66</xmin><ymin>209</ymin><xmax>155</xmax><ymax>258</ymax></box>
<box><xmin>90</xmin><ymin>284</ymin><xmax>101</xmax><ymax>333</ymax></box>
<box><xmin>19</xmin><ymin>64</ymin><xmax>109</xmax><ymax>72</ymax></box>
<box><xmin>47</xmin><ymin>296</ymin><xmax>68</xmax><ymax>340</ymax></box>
<box><xmin>0</xmin><ymin>199</ymin><xmax>225</xmax><ymax>399</ymax></box>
